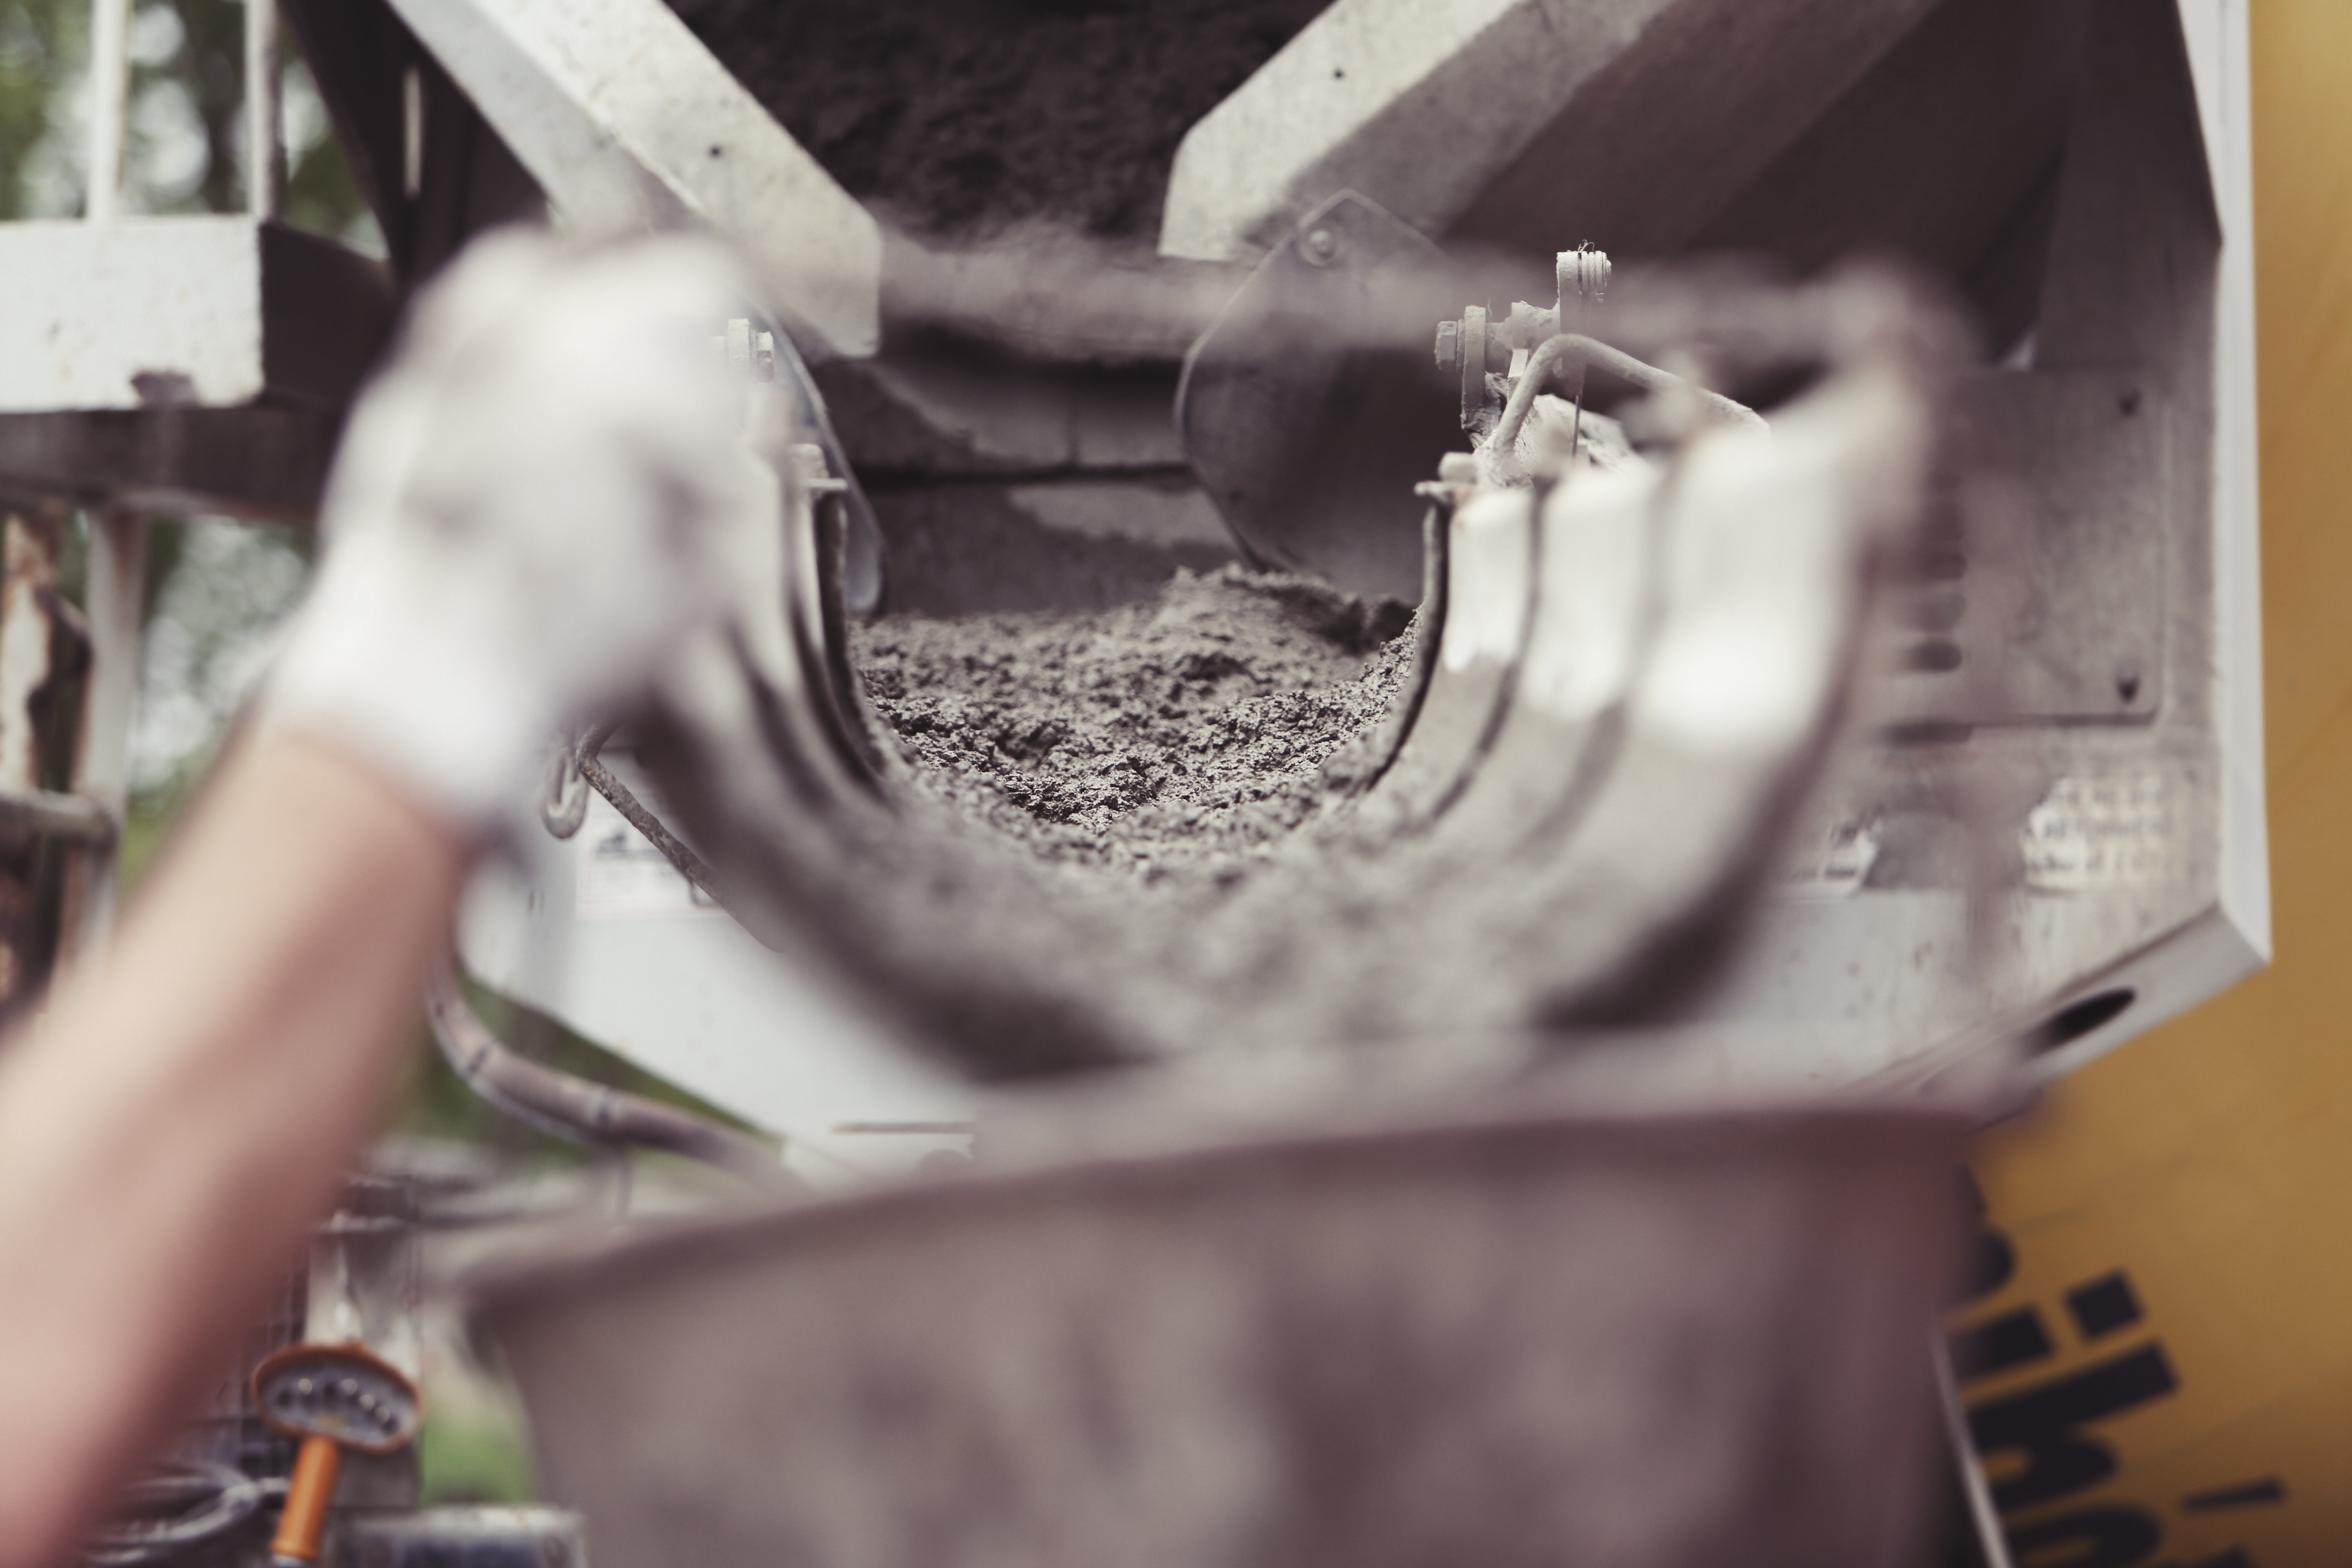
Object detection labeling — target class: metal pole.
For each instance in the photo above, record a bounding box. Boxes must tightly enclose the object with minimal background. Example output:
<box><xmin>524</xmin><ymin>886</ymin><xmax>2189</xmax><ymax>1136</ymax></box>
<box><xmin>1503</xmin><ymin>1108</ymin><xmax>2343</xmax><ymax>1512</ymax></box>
<box><xmin>84</xmin><ymin>0</ymin><xmax>130</xmax><ymax>223</ymax></box>
<box><xmin>1933</xmin><ymin>1334</ymin><xmax>2017</xmax><ymax>1568</ymax></box>
<box><xmin>244</xmin><ymin>0</ymin><xmax>283</xmax><ymax>218</ymax></box>
<box><xmin>60</xmin><ymin>510</ymin><xmax>147</xmax><ymax>965</ymax></box>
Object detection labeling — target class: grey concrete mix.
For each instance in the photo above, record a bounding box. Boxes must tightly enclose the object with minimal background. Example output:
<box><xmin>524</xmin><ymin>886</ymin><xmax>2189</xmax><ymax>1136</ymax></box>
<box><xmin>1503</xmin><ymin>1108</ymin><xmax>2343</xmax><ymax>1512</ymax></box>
<box><xmin>851</xmin><ymin>564</ymin><xmax>1415</xmax><ymax>880</ymax></box>
<box><xmin>666</xmin><ymin>0</ymin><xmax>1332</xmax><ymax>241</ymax></box>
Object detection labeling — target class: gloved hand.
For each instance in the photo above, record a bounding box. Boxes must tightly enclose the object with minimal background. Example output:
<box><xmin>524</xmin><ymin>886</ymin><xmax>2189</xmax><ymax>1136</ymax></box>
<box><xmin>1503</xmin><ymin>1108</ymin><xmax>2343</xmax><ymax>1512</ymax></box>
<box><xmin>261</xmin><ymin>227</ymin><xmax>774</xmax><ymax>840</ymax></box>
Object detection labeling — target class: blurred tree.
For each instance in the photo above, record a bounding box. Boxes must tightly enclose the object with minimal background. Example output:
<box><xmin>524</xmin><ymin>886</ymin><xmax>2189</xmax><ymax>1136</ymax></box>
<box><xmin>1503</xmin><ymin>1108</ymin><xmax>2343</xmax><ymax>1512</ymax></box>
<box><xmin>0</xmin><ymin>0</ymin><xmax>81</xmax><ymax>217</ymax></box>
<box><xmin>166</xmin><ymin>0</ymin><xmax>240</xmax><ymax>213</ymax></box>
<box><xmin>0</xmin><ymin>0</ymin><xmax>376</xmax><ymax>241</ymax></box>
<box><xmin>3</xmin><ymin>2</ymin><xmax>372</xmax><ymax>911</ymax></box>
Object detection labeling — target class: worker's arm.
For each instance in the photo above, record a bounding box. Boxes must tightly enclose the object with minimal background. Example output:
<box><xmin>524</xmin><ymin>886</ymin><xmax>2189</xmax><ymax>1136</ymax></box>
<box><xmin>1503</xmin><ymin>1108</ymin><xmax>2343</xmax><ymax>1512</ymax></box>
<box><xmin>0</xmin><ymin>227</ymin><xmax>769</xmax><ymax>1568</ymax></box>
<box><xmin>0</xmin><ymin>735</ymin><xmax>468</xmax><ymax>1568</ymax></box>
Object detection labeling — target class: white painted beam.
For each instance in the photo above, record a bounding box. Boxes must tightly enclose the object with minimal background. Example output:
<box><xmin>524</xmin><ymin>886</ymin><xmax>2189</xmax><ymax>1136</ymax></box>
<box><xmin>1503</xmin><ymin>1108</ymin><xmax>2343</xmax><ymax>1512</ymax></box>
<box><xmin>2178</xmin><ymin>0</ymin><xmax>2268</xmax><ymax>970</ymax></box>
<box><xmin>0</xmin><ymin>218</ymin><xmax>390</xmax><ymax>413</ymax></box>
<box><xmin>1160</xmin><ymin>0</ymin><xmax>1939</xmax><ymax>264</ymax></box>
<box><xmin>383</xmin><ymin>0</ymin><xmax>882</xmax><ymax>360</ymax></box>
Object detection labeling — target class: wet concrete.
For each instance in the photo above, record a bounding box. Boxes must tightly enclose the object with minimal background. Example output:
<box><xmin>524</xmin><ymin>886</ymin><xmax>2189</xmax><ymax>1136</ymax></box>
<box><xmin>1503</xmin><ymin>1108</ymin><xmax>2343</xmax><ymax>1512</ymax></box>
<box><xmin>853</xmin><ymin>564</ymin><xmax>1414</xmax><ymax>879</ymax></box>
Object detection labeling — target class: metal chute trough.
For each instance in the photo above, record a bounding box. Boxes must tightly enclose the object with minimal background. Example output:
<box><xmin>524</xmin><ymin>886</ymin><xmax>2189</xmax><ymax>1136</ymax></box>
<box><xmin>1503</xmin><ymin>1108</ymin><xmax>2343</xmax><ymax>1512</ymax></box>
<box><xmin>2</xmin><ymin>1</ymin><xmax>2262</xmax><ymax>1565</ymax></box>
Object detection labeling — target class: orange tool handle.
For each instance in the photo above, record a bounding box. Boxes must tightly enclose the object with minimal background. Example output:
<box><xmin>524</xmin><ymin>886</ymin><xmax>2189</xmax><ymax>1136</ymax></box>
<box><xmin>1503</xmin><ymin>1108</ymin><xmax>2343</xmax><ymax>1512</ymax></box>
<box><xmin>270</xmin><ymin>1434</ymin><xmax>341</xmax><ymax>1565</ymax></box>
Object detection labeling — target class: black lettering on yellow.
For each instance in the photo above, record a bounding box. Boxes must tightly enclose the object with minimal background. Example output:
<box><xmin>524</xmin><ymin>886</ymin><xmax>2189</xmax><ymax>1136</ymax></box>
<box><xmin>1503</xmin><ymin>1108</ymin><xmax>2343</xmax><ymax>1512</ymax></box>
<box><xmin>2007</xmin><ymin>1504</ymin><xmax>2162</xmax><ymax>1568</ymax></box>
<box><xmin>1953</xmin><ymin>1307</ymin><xmax>2054</xmax><ymax>1382</ymax></box>
<box><xmin>1969</xmin><ymin>1344</ymin><xmax>2179</xmax><ymax>1510</ymax></box>
<box><xmin>2068</xmin><ymin>1272</ymin><xmax>2146</xmax><ymax>1340</ymax></box>
<box><xmin>2180</xmin><ymin>1478</ymin><xmax>2284</xmax><ymax>1512</ymax></box>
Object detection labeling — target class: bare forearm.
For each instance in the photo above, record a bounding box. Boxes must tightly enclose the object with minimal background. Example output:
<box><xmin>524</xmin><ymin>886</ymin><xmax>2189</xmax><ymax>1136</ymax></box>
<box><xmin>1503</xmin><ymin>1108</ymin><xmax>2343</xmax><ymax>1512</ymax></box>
<box><xmin>0</xmin><ymin>230</ymin><xmax>748</xmax><ymax>1566</ymax></box>
<box><xmin>0</xmin><ymin>736</ymin><xmax>469</xmax><ymax>1568</ymax></box>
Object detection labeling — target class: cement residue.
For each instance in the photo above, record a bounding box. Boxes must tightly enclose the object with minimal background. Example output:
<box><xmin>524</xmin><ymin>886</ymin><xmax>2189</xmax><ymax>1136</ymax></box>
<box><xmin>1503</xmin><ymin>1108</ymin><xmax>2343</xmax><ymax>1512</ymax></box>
<box><xmin>664</xmin><ymin>560</ymin><xmax>1587</xmax><ymax>1080</ymax></box>
<box><xmin>666</xmin><ymin>0</ymin><xmax>1331</xmax><ymax>241</ymax></box>
<box><xmin>852</xmin><ymin>566</ymin><xmax>1414</xmax><ymax>878</ymax></box>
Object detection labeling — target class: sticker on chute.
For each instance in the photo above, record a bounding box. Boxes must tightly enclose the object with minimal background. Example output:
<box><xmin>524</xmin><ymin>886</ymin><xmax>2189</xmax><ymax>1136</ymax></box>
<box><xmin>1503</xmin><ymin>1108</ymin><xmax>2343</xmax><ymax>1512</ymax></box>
<box><xmin>2022</xmin><ymin>775</ymin><xmax>2180</xmax><ymax>891</ymax></box>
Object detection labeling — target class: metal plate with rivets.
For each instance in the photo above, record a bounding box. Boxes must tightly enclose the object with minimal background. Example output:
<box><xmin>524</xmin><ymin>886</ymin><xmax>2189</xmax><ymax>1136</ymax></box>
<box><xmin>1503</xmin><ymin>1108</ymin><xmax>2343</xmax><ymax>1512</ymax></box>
<box><xmin>1176</xmin><ymin>191</ymin><xmax>1462</xmax><ymax>604</ymax></box>
<box><xmin>1895</xmin><ymin>371</ymin><xmax>2168</xmax><ymax>724</ymax></box>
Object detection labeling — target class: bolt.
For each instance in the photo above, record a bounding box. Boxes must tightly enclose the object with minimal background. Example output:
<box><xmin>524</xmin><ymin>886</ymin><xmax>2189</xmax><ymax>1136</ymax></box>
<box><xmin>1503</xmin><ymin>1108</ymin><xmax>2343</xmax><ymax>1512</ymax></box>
<box><xmin>1434</xmin><ymin>320</ymin><xmax>1460</xmax><ymax>370</ymax></box>
<box><xmin>1301</xmin><ymin>227</ymin><xmax>1340</xmax><ymax>266</ymax></box>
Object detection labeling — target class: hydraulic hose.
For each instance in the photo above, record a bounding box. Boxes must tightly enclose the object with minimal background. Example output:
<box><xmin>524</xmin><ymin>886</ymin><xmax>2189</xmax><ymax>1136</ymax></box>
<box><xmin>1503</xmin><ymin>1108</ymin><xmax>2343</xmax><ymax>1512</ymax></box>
<box><xmin>423</xmin><ymin>964</ymin><xmax>791</xmax><ymax>1190</ymax></box>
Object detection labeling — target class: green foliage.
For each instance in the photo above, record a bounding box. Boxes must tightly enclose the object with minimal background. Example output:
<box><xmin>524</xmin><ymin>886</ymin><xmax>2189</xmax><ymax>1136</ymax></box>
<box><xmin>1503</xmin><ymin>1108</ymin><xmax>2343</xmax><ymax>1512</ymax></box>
<box><xmin>0</xmin><ymin>0</ymin><xmax>376</xmax><ymax>242</ymax></box>
<box><xmin>0</xmin><ymin>0</ymin><xmax>80</xmax><ymax>217</ymax></box>
<box><xmin>117</xmin><ymin>754</ymin><xmax>203</xmax><ymax>896</ymax></box>
<box><xmin>169</xmin><ymin>0</ymin><xmax>240</xmax><ymax>214</ymax></box>
<box><xmin>417</xmin><ymin>1403</ymin><xmax>538</xmax><ymax>1506</ymax></box>
<box><xmin>284</xmin><ymin>59</ymin><xmax>370</xmax><ymax>245</ymax></box>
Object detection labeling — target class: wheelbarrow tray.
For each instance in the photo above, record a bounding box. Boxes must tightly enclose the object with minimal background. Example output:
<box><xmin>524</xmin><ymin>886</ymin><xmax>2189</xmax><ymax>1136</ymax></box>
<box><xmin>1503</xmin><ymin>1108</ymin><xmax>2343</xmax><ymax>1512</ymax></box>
<box><xmin>470</xmin><ymin>1098</ymin><xmax>1968</xmax><ymax>1568</ymax></box>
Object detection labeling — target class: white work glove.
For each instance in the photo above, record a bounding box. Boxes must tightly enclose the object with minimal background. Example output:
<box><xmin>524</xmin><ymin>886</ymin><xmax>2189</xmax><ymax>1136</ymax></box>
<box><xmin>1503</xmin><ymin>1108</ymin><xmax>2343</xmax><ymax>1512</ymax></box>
<box><xmin>261</xmin><ymin>227</ymin><xmax>774</xmax><ymax>839</ymax></box>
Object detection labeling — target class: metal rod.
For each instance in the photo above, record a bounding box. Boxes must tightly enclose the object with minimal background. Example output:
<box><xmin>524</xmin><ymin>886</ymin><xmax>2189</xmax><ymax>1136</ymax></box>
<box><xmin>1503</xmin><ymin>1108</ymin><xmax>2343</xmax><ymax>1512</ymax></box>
<box><xmin>84</xmin><ymin>0</ymin><xmax>131</xmax><ymax>223</ymax></box>
<box><xmin>400</xmin><ymin>66</ymin><xmax>423</xmax><ymax>200</ymax></box>
<box><xmin>577</xmin><ymin>752</ymin><xmax>724</xmax><ymax>907</ymax></box>
<box><xmin>60</xmin><ymin>510</ymin><xmax>146</xmax><ymax>965</ymax></box>
<box><xmin>1555</xmin><ymin>249</ymin><xmax>1608</xmax><ymax>463</ymax></box>
<box><xmin>1932</xmin><ymin>1333</ymin><xmax>2019</xmax><ymax>1568</ymax></box>
<box><xmin>1486</xmin><ymin>333</ymin><xmax>1767</xmax><ymax>461</ymax></box>
<box><xmin>0</xmin><ymin>787</ymin><xmax>114</xmax><ymax>843</ymax></box>
<box><xmin>244</xmin><ymin>0</ymin><xmax>283</xmax><ymax>218</ymax></box>
<box><xmin>80</xmin><ymin>1463</ymin><xmax>280</xmax><ymax>1567</ymax></box>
